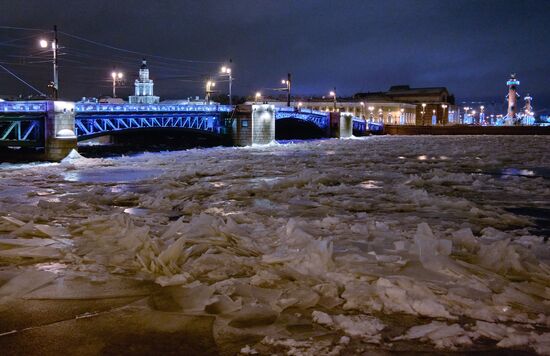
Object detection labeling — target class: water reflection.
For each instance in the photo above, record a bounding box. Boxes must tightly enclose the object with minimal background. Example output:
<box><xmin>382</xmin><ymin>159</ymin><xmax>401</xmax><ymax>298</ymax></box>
<box><xmin>63</xmin><ymin>168</ymin><xmax>162</xmax><ymax>183</ymax></box>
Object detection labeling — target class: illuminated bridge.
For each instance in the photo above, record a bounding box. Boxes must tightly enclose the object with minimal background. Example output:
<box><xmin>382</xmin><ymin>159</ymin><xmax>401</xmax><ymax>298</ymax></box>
<box><xmin>1</xmin><ymin>100</ymin><xmax>374</xmax><ymax>161</ymax></box>
<box><xmin>74</xmin><ymin>102</ymin><xmax>232</xmax><ymax>140</ymax></box>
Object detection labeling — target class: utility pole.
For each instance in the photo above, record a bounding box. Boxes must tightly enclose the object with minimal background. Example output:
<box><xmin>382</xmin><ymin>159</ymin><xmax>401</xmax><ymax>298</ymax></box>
<box><xmin>52</xmin><ymin>25</ymin><xmax>59</xmax><ymax>100</ymax></box>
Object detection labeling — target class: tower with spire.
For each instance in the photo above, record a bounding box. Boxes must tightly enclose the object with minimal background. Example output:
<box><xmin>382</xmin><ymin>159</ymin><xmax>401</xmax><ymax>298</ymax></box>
<box><xmin>505</xmin><ymin>73</ymin><xmax>520</xmax><ymax>122</ymax></box>
<box><xmin>129</xmin><ymin>59</ymin><xmax>160</xmax><ymax>104</ymax></box>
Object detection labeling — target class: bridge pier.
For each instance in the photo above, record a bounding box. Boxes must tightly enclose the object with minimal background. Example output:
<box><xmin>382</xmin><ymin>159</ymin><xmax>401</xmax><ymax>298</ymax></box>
<box><xmin>44</xmin><ymin>101</ymin><xmax>77</xmax><ymax>161</ymax></box>
<box><xmin>231</xmin><ymin>104</ymin><xmax>275</xmax><ymax>146</ymax></box>
<box><xmin>329</xmin><ymin>112</ymin><xmax>353</xmax><ymax>138</ymax></box>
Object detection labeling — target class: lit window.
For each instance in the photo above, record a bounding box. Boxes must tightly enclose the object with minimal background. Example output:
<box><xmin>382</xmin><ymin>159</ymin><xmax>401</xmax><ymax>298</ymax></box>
<box><xmin>241</xmin><ymin>120</ymin><xmax>249</xmax><ymax>128</ymax></box>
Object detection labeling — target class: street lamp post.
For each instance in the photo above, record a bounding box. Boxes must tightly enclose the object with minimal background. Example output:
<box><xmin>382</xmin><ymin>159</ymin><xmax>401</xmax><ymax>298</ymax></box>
<box><xmin>368</xmin><ymin>106</ymin><xmax>374</xmax><ymax>121</ymax></box>
<box><xmin>220</xmin><ymin>66</ymin><xmax>233</xmax><ymax>105</ymax></box>
<box><xmin>421</xmin><ymin>103</ymin><xmax>427</xmax><ymax>125</ymax></box>
<box><xmin>329</xmin><ymin>88</ymin><xmax>336</xmax><ymax>111</ymax></box>
<box><xmin>205</xmin><ymin>80</ymin><xmax>215</xmax><ymax>102</ymax></box>
<box><xmin>111</xmin><ymin>70</ymin><xmax>123</xmax><ymax>98</ymax></box>
<box><xmin>281</xmin><ymin>73</ymin><xmax>291</xmax><ymax>107</ymax></box>
<box><xmin>360</xmin><ymin>102</ymin><xmax>365</xmax><ymax>119</ymax></box>
<box><xmin>400</xmin><ymin>108</ymin><xmax>405</xmax><ymax>125</ymax></box>
<box><xmin>39</xmin><ymin>25</ymin><xmax>59</xmax><ymax>99</ymax></box>
<box><xmin>441</xmin><ymin>104</ymin><xmax>448</xmax><ymax>125</ymax></box>
<box><xmin>254</xmin><ymin>92</ymin><xmax>261</xmax><ymax>104</ymax></box>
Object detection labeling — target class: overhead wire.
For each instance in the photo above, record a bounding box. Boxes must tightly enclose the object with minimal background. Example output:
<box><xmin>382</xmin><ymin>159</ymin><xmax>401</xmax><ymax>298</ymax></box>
<box><xmin>0</xmin><ymin>26</ymin><xmax>231</xmax><ymax>96</ymax></box>
<box><xmin>0</xmin><ymin>63</ymin><xmax>46</xmax><ymax>96</ymax></box>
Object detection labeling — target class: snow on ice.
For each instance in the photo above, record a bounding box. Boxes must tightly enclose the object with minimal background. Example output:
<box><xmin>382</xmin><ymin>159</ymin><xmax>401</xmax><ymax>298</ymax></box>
<box><xmin>0</xmin><ymin>135</ymin><xmax>549</xmax><ymax>354</ymax></box>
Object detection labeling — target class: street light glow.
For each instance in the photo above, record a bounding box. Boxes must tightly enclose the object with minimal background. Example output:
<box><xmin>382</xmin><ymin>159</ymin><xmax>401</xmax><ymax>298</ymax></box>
<box><xmin>329</xmin><ymin>91</ymin><xmax>335</xmax><ymax>97</ymax></box>
<box><xmin>39</xmin><ymin>39</ymin><xmax>48</xmax><ymax>48</ymax></box>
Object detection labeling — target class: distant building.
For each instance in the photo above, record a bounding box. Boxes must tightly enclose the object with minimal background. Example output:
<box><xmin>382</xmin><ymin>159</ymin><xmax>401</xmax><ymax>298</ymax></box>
<box><xmin>244</xmin><ymin>99</ymin><xmax>417</xmax><ymax>125</ymax></box>
<box><xmin>354</xmin><ymin>85</ymin><xmax>457</xmax><ymax>125</ymax></box>
<box><xmin>99</xmin><ymin>97</ymin><xmax>126</xmax><ymax>104</ymax></box>
<box><xmin>128</xmin><ymin>59</ymin><xmax>159</xmax><ymax>104</ymax></box>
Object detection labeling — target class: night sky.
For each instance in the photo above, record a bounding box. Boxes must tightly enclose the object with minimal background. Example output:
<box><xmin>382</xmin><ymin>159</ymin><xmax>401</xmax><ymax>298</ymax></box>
<box><xmin>1</xmin><ymin>0</ymin><xmax>549</xmax><ymax>112</ymax></box>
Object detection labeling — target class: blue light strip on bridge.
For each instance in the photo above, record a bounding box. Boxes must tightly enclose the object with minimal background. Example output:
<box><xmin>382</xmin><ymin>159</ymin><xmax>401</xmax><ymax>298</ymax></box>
<box><xmin>0</xmin><ymin>101</ymin><xmax>48</xmax><ymax>113</ymax></box>
<box><xmin>75</xmin><ymin>103</ymin><xmax>233</xmax><ymax>113</ymax></box>
<box><xmin>0</xmin><ymin>101</ymin><xmax>233</xmax><ymax>113</ymax></box>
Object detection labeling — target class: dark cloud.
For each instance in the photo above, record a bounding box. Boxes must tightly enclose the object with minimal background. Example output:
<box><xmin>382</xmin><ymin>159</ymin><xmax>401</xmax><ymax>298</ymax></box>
<box><xmin>1</xmin><ymin>0</ymin><xmax>549</xmax><ymax>110</ymax></box>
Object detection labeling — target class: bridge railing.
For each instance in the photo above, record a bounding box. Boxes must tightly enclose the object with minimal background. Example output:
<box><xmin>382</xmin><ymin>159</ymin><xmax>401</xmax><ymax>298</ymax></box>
<box><xmin>75</xmin><ymin>103</ymin><xmax>233</xmax><ymax>113</ymax></box>
<box><xmin>275</xmin><ymin>106</ymin><xmax>329</xmax><ymax>117</ymax></box>
<box><xmin>0</xmin><ymin>101</ymin><xmax>49</xmax><ymax>113</ymax></box>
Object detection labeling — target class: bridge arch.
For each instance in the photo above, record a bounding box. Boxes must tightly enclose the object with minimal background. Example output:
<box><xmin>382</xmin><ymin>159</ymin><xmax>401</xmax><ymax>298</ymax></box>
<box><xmin>274</xmin><ymin>108</ymin><xmax>330</xmax><ymax>131</ymax></box>
<box><xmin>275</xmin><ymin>117</ymin><xmax>326</xmax><ymax>139</ymax></box>
<box><xmin>75</xmin><ymin>113</ymin><xmax>226</xmax><ymax>141</ymax></box>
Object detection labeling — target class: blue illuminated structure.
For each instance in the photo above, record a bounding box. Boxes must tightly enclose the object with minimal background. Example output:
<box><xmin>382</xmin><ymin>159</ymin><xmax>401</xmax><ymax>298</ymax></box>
<box><xmin>0</xmin><ymin>101</ymin><xmax>47</xmax><ymax>146</ymax></box>
<box><xmin>0</xmin><ymin>116</ymin><xmax>43</xmax><ymax>146</ymax></box>
<box><xmin>0</xmin><ymin>101</ymin><xmax>49</xmax><ymax>113</ymax></box>
<box><xmin>75</xmin><ymin>102</ymin><xmax>233</xmax><ymax>113</ymax></box>
<box><xmin>1</xmin><ymin>100</ymin><xmax>374</xmax><ymax>148</ymax></box>
<box><xmin>75</xmin><ymin>114</ymin><xmax>222</xmax><ymax>139</ymax></box>
<box><xmin>74</xmin><ymin>103</ymin><xmax>232</xmax><ymax>140</ymax></box>
<box><xmin>275</xmin><ymin>107</ymin><xmax>330</xmax><ymax>129</ymax></box>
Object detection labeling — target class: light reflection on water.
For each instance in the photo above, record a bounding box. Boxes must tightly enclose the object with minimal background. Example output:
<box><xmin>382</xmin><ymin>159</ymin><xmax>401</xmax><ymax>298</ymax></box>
<box><xmin>63</xmin><ymin>168</ymin><xmax>162</xmax><ymax>183</ymax></box>
<box><xmin>499</xmin><ymin>167</ymin><xmax>550</xmax><ymax>179</ymax></box>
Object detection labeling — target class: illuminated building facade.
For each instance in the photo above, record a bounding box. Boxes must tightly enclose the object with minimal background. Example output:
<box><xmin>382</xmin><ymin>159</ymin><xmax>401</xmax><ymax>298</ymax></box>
<box><xmin>354</xmin><ymin>85</ymin><xmax>457</xmax><ymax>125</ymax></box>
<box><xmin>128</xmin><ymin>59</ymin><xmax>160</xmax><ymax>104</ymax></box>
<box><xmin>246</xmin><ymin>100</ymin><xmax>417</xmax><ymax>125</ymax></box>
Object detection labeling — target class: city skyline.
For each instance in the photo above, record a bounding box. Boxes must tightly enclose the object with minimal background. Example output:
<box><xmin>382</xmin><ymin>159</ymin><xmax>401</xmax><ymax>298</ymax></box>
<box><xmin>0</xmin><ymin>0</ymin><xmax>549</xmax><ymax>112</ymax></box>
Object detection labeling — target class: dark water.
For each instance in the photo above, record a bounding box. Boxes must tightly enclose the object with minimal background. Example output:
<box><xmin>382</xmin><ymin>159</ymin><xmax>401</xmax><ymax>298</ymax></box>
<box><xmin>505</xmin><ymin>206</ymin><xmax>550</xmax><ymax>240</ymax></box>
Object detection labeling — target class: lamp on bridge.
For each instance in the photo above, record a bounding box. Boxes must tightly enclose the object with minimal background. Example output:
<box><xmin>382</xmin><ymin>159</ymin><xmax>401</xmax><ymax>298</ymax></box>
<box><xmin>205</xmin><ymin>80</ymin><xmax>216</xmax><ymax>102</ymax></box>
<box><xmin>111</xmin><ymin>71</ymin><xmax>124</xmax><ymax>98</ymax></box>
<box><xmin>298</xmin><ymin>102</ymin><xmax>303</xmax><ymax>111</ymax></box>
<box><xmin>281</xmin><ymin>73</ymin><xmax>291</xmax><ymax>107</ymax></box>
<box><xmin>254</xmin><ymin>92</ymin><xmax>262</xmax><ymax>104</ymax></box>
<box><xmin>220</xmin><ymin>66</ymin><xmax>233</xmax><ymax>105</ymax></box>
<box><xmin>38</xmin><ymin>25</ymin><xmax>59</xmax><ymax>100</ymax></box>
<box><xmin>329</xmin><ymin>88</ymin><xmax>337</xmax><ymax>111</ymax></box>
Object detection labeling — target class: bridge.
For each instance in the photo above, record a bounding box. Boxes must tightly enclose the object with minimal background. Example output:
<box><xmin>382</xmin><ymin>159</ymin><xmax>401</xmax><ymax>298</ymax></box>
<box><xmin>1</xmin><ymin>100</ymin><xmax>378</xmax><ymax>161</ymax></box>
<box><xmin>73</xmin><ymin>102</ymin><xmax>232</xmax><ymax>140</ymax></box>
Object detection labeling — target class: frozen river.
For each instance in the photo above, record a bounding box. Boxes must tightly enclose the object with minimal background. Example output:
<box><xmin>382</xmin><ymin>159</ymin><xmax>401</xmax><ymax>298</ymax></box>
<box><xmin>0</xmin><ymin>136</ymin><xmax>549</xmax><ymax>354</ymax></box>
